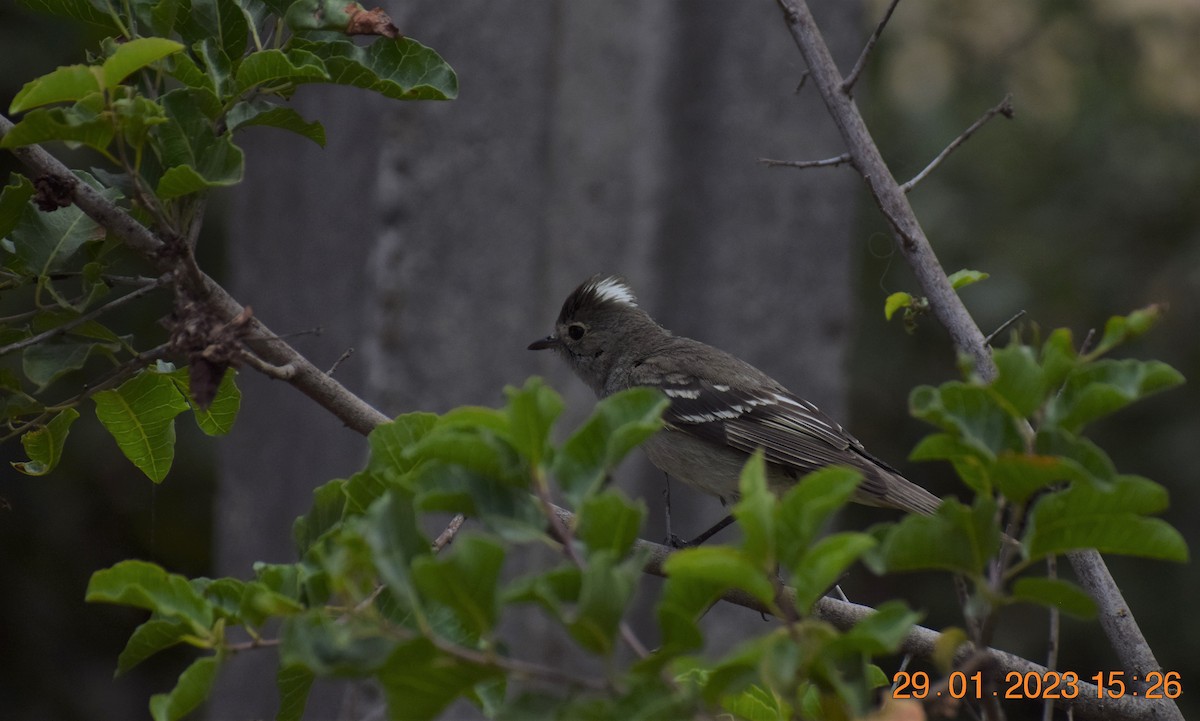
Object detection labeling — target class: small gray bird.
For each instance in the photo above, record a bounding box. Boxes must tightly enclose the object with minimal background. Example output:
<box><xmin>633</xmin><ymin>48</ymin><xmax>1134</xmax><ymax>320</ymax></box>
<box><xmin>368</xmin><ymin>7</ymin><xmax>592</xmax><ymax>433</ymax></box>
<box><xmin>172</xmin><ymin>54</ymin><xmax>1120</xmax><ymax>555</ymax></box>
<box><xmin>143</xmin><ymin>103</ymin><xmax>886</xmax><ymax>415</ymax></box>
<box><xmin>529</xmin><ymin>275</ymin><xmax>941</xmax><ymax>537</ymax></box>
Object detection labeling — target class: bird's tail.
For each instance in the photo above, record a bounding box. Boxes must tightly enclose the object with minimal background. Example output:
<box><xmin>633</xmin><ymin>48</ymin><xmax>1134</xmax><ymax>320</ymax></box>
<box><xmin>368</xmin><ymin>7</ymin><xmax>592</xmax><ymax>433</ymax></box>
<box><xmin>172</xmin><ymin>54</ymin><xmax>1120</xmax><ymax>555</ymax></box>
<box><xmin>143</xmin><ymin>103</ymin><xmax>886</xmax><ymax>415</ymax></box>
<box><xmin>877</xmin><ymin>469</ymin><xmax>942</xmax><ymax>516</ymax></box>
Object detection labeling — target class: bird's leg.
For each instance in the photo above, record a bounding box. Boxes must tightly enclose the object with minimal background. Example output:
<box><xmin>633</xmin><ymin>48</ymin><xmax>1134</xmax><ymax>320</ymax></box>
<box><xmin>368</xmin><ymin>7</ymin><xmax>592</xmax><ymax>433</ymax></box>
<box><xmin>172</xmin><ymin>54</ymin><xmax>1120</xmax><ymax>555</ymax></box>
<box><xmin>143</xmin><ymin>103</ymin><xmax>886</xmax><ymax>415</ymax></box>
<box><xmin>662</xmin><ymin>473</ymin><xmax>680</xmax><ymax>547</ymax></box>
<box><xmin>673</xmin><ymin>514</ymin><xmax>736</xmax><ymax>548</ymax></box>
<box><xmin>662</xmin><ymin>474</ymin><xmax>736</xmax><ymax>548</ymax></box>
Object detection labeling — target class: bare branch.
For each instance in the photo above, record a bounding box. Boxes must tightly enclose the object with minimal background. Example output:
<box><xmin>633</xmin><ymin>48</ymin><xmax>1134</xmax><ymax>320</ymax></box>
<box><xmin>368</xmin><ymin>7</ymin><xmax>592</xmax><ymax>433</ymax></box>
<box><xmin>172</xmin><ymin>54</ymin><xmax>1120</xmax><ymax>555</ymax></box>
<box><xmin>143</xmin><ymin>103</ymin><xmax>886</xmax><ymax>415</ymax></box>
<box><xmin>774</xmin><ymin>0</ymin><xmax>992</xmax><ymax>375</ymax></box>
<box><xmin>770</xmin><ymin>4</ymin><xmax>1179</xmax><ymax>719</ymax></box>
<box><xmin>842</xmin><ymin>0</ymin><xmax>903</xmax><ymax>93</ymax></box>
<box><xmin>432</xmin><ymin>513</ymin><xmax>466</xmax><ymax>553</ymax></box>
<box><xmin>759</xmin><ymin>152</ymin><xmax>853</xmax><ymax>170</ymax></box>
<box><xmin>901</xmin><ymin>95</ymin><xmax>1015</xmax><ymax>193</ymax></box>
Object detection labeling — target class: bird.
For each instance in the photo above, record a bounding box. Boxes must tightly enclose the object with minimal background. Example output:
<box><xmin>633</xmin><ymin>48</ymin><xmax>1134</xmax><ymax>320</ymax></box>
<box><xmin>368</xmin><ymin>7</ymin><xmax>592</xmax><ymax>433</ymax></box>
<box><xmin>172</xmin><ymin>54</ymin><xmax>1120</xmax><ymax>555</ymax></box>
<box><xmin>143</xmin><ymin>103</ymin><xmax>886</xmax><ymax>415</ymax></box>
<box><xmin>528</xmin><ymin>274</ymin><xmax>941</xmax><ymax>544</ymax></box>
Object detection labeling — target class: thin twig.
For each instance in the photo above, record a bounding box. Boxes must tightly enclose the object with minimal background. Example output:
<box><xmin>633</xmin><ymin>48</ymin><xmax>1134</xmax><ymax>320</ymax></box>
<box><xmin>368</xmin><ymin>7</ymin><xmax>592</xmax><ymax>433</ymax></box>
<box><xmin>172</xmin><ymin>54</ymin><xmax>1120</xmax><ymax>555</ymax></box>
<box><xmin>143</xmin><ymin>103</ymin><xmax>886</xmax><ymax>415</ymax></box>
<box><xmin>1042</xmin><ymin>556</ymin><xmax>1060</xmax><ymax>721</ymax></box>
<box><xmin>238</xmin><ymin>351</ymin><xmax>297</xmax><ymax>380</ymax></box>
<box><xmin>0</xmin><ymin>274</ymin><xmax>172</xmax><ymax>358</ymax></box>
<box><xmin>842</xmin><ymin>0</ymin><xmax>904</xmax><ymax>93</ymax></box>
<box><xmin>983</xmin><ymin>309</ymin><xmax>1027</xmax><ymax>345</ymax></box>
<box><xmin>432</xmin><ymin>513</ymin><xmax>466</xmax><ymax>553</ymax></box>
<box><xmin>759</xmin><ymin>152</ymin><xmax>853</xmax><ymax>170</ymax></box>
<box><xmin>327</xmin><ymin>347</ymin><xmax>355</xmax><ymax>376</ymax></box>
<box><xmin>900</xmin><ymin>95</ymin><xmax>1015</xmax><ymax>193</ymax></box>
<box><xmin>794</xmin><ymin>71</ymin><xmax>809</xmax><ymax>95</ymax></box>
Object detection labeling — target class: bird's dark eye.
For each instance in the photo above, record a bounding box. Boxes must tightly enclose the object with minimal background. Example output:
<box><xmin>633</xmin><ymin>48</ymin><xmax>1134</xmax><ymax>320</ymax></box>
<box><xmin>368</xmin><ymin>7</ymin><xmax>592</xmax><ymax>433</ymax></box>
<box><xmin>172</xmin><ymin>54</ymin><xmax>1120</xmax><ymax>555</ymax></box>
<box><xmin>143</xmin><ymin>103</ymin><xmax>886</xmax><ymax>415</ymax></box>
<box><xmin>567</xmin><ymin>323</ymin><xmax>586</xmax><ymax>341</ymax></box>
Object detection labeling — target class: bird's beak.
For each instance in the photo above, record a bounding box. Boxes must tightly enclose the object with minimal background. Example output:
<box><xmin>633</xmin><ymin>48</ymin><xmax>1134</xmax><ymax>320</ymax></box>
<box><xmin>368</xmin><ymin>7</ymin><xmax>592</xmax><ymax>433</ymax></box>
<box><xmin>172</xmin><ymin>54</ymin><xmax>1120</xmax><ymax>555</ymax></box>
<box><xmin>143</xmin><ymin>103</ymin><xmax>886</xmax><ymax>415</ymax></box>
<box><xmin>528</xmin><ymin>335</ymin><xmax>560</xmax><ymax>351</ymax></box>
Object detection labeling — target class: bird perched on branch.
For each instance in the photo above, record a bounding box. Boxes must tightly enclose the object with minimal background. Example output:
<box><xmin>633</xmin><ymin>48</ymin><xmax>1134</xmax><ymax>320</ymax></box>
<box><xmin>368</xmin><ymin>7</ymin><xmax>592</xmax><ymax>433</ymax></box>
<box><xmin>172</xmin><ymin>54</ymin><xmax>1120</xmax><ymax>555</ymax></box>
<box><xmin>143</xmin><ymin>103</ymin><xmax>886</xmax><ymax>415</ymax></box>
<box><xmin>529</xmin><ymin>275</ymin><xmax>941</xmax><ymax>544</ymax></box>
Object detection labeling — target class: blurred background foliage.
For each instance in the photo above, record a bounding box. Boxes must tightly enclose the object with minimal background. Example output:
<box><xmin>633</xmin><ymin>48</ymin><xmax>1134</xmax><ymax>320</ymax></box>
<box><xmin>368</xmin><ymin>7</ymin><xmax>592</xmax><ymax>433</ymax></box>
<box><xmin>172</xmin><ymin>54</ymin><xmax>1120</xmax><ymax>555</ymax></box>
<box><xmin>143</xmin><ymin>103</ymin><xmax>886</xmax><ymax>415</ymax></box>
<box><xmin>0</xmin><ymin>0</ymin><xmax>1197</xmax><ymax>719</ymax></box>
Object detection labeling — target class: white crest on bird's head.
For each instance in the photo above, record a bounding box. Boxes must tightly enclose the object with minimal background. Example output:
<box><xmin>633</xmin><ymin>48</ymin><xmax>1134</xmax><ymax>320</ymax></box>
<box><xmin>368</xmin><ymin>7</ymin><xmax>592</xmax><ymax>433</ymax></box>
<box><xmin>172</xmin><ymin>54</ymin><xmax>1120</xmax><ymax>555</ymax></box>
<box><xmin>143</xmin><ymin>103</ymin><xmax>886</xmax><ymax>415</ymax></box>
<box><xmin>557</xmin><ymin>274</ymin><xmax>638</xmax><ymax>322</ymax></box>
<box><xmin>589</xmin><ymin>276</ymin><xmax>637</xmax><ymax>307</ymax></box>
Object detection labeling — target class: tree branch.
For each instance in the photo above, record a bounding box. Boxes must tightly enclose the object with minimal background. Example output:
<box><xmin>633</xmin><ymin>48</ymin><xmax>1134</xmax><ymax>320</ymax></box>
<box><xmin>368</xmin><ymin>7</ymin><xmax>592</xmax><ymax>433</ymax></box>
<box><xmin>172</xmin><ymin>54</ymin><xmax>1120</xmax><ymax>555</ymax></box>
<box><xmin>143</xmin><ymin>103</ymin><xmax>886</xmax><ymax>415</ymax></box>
<box><xmin>901</xmin><ymin>95</ymin><xmax>1014</xmax><ymax>193</ymax></box>
<box><xmin>770</xmin><ymin>4</ymin><xmax>1179</xmax><ymax>719</ymax></box>
<box><xmin>842</xmin><ymin>0</ymin><xmax>903</xmax><ymax>93</ymax></box>
<box><xmin>617</xmin><ymin>510</ymin><xmax>1171</xmax><ymax>721</ymax></box>
<box><xmin>759</xmin><ymin>152</ymin><xmax>854</xmax><ymax>170</ymax></box>
<box><xmin>1</xmin><ymin>113</ymin><xmax>390</xmax><ymax>436</ymax></box>
<box><xmin>773</xmin><ymin>0</ymin><xmax>992</xmax><ymax>376</ymax></box>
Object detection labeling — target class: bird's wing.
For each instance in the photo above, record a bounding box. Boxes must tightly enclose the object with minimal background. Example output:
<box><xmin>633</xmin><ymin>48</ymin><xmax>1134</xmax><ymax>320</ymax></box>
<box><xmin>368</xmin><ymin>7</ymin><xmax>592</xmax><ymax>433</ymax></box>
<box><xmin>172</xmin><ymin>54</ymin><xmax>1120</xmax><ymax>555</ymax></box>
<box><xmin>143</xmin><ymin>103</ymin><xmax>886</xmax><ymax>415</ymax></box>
<box><xmin>655</xmin><ymin>377</ymin><xmax>893</xmax><ymax>498</ymax></box>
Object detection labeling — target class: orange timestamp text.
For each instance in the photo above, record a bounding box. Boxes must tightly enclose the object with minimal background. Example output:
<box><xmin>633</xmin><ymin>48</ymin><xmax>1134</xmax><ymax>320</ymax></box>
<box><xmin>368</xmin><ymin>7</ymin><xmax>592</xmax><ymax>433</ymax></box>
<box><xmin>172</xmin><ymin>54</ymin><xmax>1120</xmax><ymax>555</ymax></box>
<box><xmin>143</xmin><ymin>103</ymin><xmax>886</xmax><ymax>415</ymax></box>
<box><xmin>891</xmin><ymin>670</ymin><xmax>1182</xmax><ymax>700</ymax></box>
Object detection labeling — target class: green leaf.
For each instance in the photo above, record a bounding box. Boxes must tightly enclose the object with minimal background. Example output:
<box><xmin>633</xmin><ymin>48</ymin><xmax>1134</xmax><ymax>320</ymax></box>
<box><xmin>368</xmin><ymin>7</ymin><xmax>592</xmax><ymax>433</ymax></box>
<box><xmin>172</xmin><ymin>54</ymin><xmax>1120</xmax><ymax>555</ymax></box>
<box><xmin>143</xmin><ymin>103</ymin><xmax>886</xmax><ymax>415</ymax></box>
<box><xmin>411</xmin><ymin>533</ymin><xmax>504</xmax><ymax>639</ymax></box>
<box><xmin>275</xmin><ymin>665</ymin><xmax>315</xmax><ymax>721</ymax></box>
<box><xmin>776</xmin><ymin>466</ymin><xmax>862</xmax><ymax>571</ymax></box>
<box><xmin>663</xmin><ymin>546</ymin><xmax>775</xmax><ymax>606</ymax></box>
<box><xmin>293</xmin><ymin>478</ymin><xmax>347</xmax><ymax>554</ymax></box>
<box><xmin>361</xmin><ymin>490</ymin><xmax>431</xmax><ymax>602</ymax></box>
<box><xmin>0</xmin><ymin>103</ymin><xmax>115</xmax><ymax>152</ymax></box>
<box><xmin>13</xmin><ymin>407</ymin><xmax>78</xmax><ymax>475</ymax></box>
<box><xmin>168</xmin><ymin>53</ymin><xmax>215</xmax><ymax>93</ymax></box>
<box><xmin>405</xmin><ymin>428</ymin><xmax>525</xmax><ymax>487</ymax></box>
<box><xmin>167</xmin><ymin>367</ymin><xmax>241</xmax><ymax>435</ymax></box>
<box><xmin>17</xmin><ymin>0</ymin><xmax>121</xmax><ymax>30</ymax></box>
<box><xmin>1025</xmin><ymin>475</ymin><xmax>1187</xmax><ymax>562</ymax></box>
<box><xmin>367</xmin><ymin>412</ymin><xmax>439</xmax><ymax>476</ymax></box>
<box><xmin>1046</xmin><ymin>358</ymin><xmax>1184</xmax><ymax>433</ymax></box>
<box><xmin>149</xmin><ymin>656</ymin><xmax>219</xmax><ymax>721</ymax></box>
<box><xmin>909</xmin><ymin>382</ymin><xmax>1023</xmax><ymax>458</ymax></box>
<box><xmin>226</xmin><ymin>101</ymin><xmax>326</xmax><ymax>146</ymax></box>
<box><xmin>1035</xmin><ymin>427</ymin><xmax>1117</xmax><ymax>482</ymax></box>
<box><xmin>502</xmin><ymin>564</ymin><xmax>581</xmax><ymax>611</ymax></box>
<box><xmin>832</xmin><ymin>600</ymin><xmax>921</xmax><ymax>655</ymax></box>
<box><xmin>156</xmin><ymin>89</ymin><xmax>245</xmax><ymax>198</ymax></box>
<box><xmin>656</xmin><ymin>575</ymin><xmax>726</xmax><ymax>655</ymax></box>
<box><xmin>1040</xmin><ymin>328</ymin><xmax>1078</xmax><ymax>389</ymax></box>
<box><xmin>0</xmin><ymin>174</ymin><xmax>35</xmax><ymax>239</ymax></box>
<box><xmin>23</xmin><ymin>339</ymin><xmax>119</xmax><ymax>391</ymax></box>
<box><xmin>117</xmin><ymin>618</ymin><xmax>193</xmax><ymax>675</ymax></box>
<box><xmin>504</xmin><ymin>377</ymin><xmax>563</xmax><ymax>467</ymax></box>
<box><xmin>990</xmin><ymin>452</ymin><xmax>1088</xmax><ymax>504</ymax></box>
<box><xmin>280</xmin><ymin>611</ymin><xmax>395</xmax><ymax>675</ymax></box>
<box><xmin>948</xmin><ymin>268</ymin><xmax>989</xmax><ymax>290</ymax></box>
<box><xmin>1011</xmin><ymin>577</ymin><xmax>1096</xmax><ymax>618</ymax></box>
<box><xmin>194</xmin><ymin>37</ymin><xmax>233</xmax><ymax>98</ymax></box>
<box><xmin>867</xmin><ymin>497</ymin><xmax>1000</xmax><ymax>577</ymax></box>
<box><xmin>102</xmin><ymin>37</ymin><xmax>185</xmax><ymax>89</ymax></box>
<box><xmin>1088</xmin><ymin>305</ymin><xmax>1165</xmax><ymax>358</ymax></box>
<box><xmin>86</xmin><ymin>560</ymin><xmax>214</xmax><ymax>632</ymax></box>
<box><xmin>567</xmin><ymin>553</ymin><xmax>642</xmax><ymax>654</ymax></box>
<box><xmin>178</xmin><ymin>0</ymin><xmax>249</xmax><ymax>61</ymax></box>
<box><xmin>233</xmin><ymin>48</ymin><xmax>329</xmax><ymax>93</ymax></box>
<box><xmin>93</xmin><ymin>369</ymin><xmax>192</xmax><ymax>483</ymax></box>
<box><xmin>8</xmin><ymin>171</ymin><xmax>111</xmax><ymax>273</ymax></box>
<box><xmin>883</xmin><ymin>292</ymin><xmax>911</xmax><ymax>320</ymax></box>
<box><xmin>789</xmin><ymin>533</ymin><xmax>876</xmax><ymax>613</ymax></box>
<box><xmin>721</xmin><ymin>684</ymin><xmax>792</xmax><ymax>721</ymax></box>
<box><xmin>289</xmin><ymin>37</ymin><xmax>458</xmax><ymax>101</ymax></box>
<box><xmin>989</xmin><ymin>343</ymin><xmax>1046</xmax><ymax>417</ymax></box>
<box><xmin>575</xmin><ymin>489</ymin><xmax>645</xmax><ymax>558</ymax></box>
<box><xmin>732</xmin><ymin>451</ymin><xmax>775</xmax><ymax>567</ymax></box>
<box><xmin>377</xmin><ymin>638</ymin><xmax>501</xmax><ymax>721</ymax></box>
<box><xmin>9</xmin><ymin>64</ymin><xmax>101</xmax><ymax>113</ymax></box>
<box><xmin>551</xmin><ymin>387</ymin><xmax>667</xmax><ymax>505</ymax></box>
<box><xmin>908</xmin><ymin>432</ymin><xmax>990</xmax><ymax>494</ymax></box>
<box><xmin>413</xmin><ymin>463</ymin><xmax>544</xmax><ymax>542</ymax></box>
